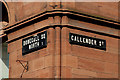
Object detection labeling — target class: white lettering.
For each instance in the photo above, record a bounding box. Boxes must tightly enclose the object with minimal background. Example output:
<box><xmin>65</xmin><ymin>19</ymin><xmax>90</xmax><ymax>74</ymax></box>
<box><xmin>94</xmin><ymin>40</ymin><xmax>97</xmax><ymax>45</ymax></box>
<box><xmin>77</xmin><ymin>36</ymin><xmax>79</xmax><ymax>42</ymax></box>
<box><xmin>31</xmin><ymin>38</ymin><xmax>33</xmax><ymax>43</ymax></box>
<box><xmin>80</xmin><ymin>37</ymin><xmax>82</xmax><ymax>43</ymax></box>
<box><xmin>88</xmin><ymin>39</ymin><xmax>91</xmax><ymax>44</ymax></box>
<box><xmin>86</xmin><ymin>38</ymin><xmax>89</xmax><ymax>44</ymax></box>
<box><xmin>99</xmin><ymin>41</ymin><xmax>102</xmax><ymax>46</ymax></box>
<box><xmin>74</xmin><ymin>36</ymin><xmax>77</xmax><ymax>41</ymax></box>
<box><xmin>91</xmin><ymin>39</ymin><xmax>94</xmax><ymax>45</ymax></box>
<box><xmin>41</xmin><ymin>34</ymin><xmax>46</xmax><ymax>39</ymax></box>
<box><xmin>83</xmin><ymin>38</ymin><xmax>86</xmax><ymax>43</ymax></box>
<box><xmin>102</xmin><ymin>41</ymin><xmax>104</xmax><ymax>45</ymax></box>
<box><xmin>71</xmin><ymin>35</ymin><xmax>74</xmax><ymax>41</ymax></box>
<box><xmin>23</xmin><ymin>41</ymin><xmax>26</xmax><ymax>46</ymax></box>
<box><xmin>29</xmin><ymin>42</ymin><xmax>39</xmax><ymax>50</ymax></box>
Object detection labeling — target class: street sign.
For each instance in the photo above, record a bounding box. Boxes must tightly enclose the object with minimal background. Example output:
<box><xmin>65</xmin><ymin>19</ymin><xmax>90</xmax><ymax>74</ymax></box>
<box><xmin>69</xmin><ymin>33</ymin><xmax>106</xmax><ymax>50</ymax></box>
<box><xmin>22</xmin><ymin>31</ymin><xmax>47</xmax><ymax>55</ymax></box>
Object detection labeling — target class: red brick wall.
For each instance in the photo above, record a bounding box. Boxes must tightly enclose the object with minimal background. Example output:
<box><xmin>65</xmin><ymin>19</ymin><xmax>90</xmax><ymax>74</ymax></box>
<box><xmin>62</xmin><ymin>2</ymin><xmax>118</xmax><ymax>21</ymax></box>
<box><xmin>8</xmin><ymin>16</ymin><xmax>62</xmax><ymax>78</ymax></box>
<box><xmin>8</xmin><ymin>16</ymin><xmax>119</xmax><ymax>78</ymax></box>
<box><xmin>6</xmin><ymin>2</ymin><xmax>119</xmax><ymax>78</ymax></box>
<box><xmin>9</xmin><ymin>29</ymin><xmax>54</xmax><ymax>78</ymax></box>
<box><xmin>6</xmin><ymin>2</ymin><xmax>119</xmax><ymax>25</ymax></box>
<box><xmin>61</xmin><ymin>17</ymin><xmax>119</xmax><ymax>78</ymax></box>
<box><xmin>61</xmin><ymin>27</ymin><xmax>118</xmax><ymax>78</ymax></box>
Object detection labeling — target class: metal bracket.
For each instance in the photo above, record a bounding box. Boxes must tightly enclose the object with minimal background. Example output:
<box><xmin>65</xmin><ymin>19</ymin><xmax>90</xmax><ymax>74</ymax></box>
<box><xmin>16</xmin><ymin>60</ymin><xmax>28</xmax><ymax>78</ymax></box>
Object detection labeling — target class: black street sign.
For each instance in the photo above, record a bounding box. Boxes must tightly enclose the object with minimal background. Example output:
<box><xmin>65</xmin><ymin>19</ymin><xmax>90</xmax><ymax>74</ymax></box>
<box><xmin>69</xmin><ymin>33</ymin><xmax>106</xmax><ymax>50</ymax></box>
<box><xmin>22</xmin><ymin>31</ymin><xmax>47</xmax><ymax>55</ymax></box>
